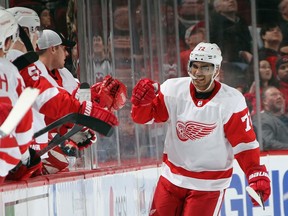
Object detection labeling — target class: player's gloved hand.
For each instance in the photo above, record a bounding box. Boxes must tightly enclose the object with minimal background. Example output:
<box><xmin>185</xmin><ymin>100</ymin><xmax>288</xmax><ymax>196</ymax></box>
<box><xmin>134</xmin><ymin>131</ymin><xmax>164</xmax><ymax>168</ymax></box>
<box><xmin>79</xmin><ymin>101</ymin><xmax>119</xmax><ymax>126</ymax></box>
<box><xmin>69</xmin><ymin>128</ymin><xmax>97</xmax><ymax>150</ymax></box>
<box><xmin>247</xmin><ymin>165</ymin><xmax>271</xmax><ymax>206</ymax></box>
<box><xmin>131</xmin><ymin>78</ymin><xmax>159</xmax><ymax>106</ymax></box>
<box><xmin>6</xmin><ymin>148</ymin><xmax>42</xmax><ymax>181</ymax></box>
<box><xmin>91</xmin><ymin>75</ymin><xmax>127</xmax><ymax>111</ymax></box>
<box><xmin>61</xmin><ymin>141</ymin><xmax>78</xmax><ymax>156</ymax></box>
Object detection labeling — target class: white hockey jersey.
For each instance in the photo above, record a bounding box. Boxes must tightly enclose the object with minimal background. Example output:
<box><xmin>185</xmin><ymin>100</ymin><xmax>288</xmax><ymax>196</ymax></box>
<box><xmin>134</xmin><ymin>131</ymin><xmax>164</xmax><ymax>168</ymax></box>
<box><xmin>132</xmin><ymin>77</ymin><xmax>260</xmax><ymax>191</ymax></box>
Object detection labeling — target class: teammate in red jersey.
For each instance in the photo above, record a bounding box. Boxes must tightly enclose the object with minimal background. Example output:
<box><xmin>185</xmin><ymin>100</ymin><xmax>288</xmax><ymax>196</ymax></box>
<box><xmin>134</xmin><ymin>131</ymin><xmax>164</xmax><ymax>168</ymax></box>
<box><xmin>0</xmin><ymin>10</ymin><xmax>37</xmax><ymax>182</ymax></box>
<box><xmin>131</xmin><ymin>42</ymin><xmax>271</xmax><ymax>215</ymax></box>
<box><xmin>4</xmin><ymin>7</ymin><xmax>119</xmax><ymax>178</ymax></box>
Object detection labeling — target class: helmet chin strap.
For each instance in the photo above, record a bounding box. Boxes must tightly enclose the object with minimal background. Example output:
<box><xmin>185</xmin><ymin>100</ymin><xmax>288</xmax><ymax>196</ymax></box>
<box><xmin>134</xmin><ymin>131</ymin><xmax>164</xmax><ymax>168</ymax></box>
<box><xmin>189</xmin><ymin>69</ymin><xmax>219</xmax><ymax>93</ymax></box>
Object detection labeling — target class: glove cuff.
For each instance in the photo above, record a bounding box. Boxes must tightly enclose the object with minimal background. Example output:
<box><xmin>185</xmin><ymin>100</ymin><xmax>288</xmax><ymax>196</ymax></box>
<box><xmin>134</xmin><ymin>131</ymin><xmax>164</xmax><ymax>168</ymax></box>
<box><xmin>247</xmin><ymin>165</ymin><xmax>270</xmax><ymax>183</ymax></box>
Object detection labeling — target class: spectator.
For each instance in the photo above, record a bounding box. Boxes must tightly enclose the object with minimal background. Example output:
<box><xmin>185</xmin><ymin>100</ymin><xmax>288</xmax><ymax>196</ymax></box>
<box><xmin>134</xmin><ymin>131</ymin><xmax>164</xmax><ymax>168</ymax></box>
<box><xmin>244</xmin><ymin>59</ymin><xmax>279</xmax><ymax>116</ymax></box>
<box><xmin>252</xmin><ymin>86</ymin><xmax>288</xmax><ymax>150</ymax></box>
<box><xmin>278</xmin><ymin>0</ymin><xmax>288</xmax><ymax>52</ymax></box>
<box><xmin>275</xmin><ymin>55</ymin><xmax>288</xmax><ymax>113</ymax></box>
<box><xmin>91</xmin><ymin>35</ymin><xmax>112</xmax><ymax>83</ymax></box>
<box><xmin>163</xmin><ymin>40</ymin><xmax>178</xmax><ymax>80</ymax></box>
<box><xmin>54</xmin><ymin>0</ymin><xmax>69</xmax><ymax>38</ymax></box>
<box><xmin>39</xmin><ymin>8</ymin><xmax>55</xmax><ymax>30</ymax></box>
<box><xmin>6</xmin><ymin>6</ymin><xmax>40</xmax><ymax>56</ymax></box>
<box><xmin>66</xmin><ymin>0</ymin><xmax>78</xmax><ymax>41</ymax></box>
<box><xmin>177</xmin><ymin>0</ymin><xmax>205</xmax><ymax>51</ymax></box>
<box><xmin>209</xmin><ymin>0</ymin><xmax>252</xmax><ymax>63</ymax></box>
<box><xmin>258</xmin><ymin>22</ymin><xmax>283</xmax><ymax>76</ymax></box>
<box><xmin>180</xmin><ymin>21</ymin><xmax>205</xmax><ymax>76</ymax></box>
<box><xmin>0</xmin><ymin>9</ymin><xmax>36</xmax><ymax>183</ymax></box>
<box><xmin>65</xmin><ymin>42</ymin><xmax>79</xmax><ymax>78</ymax></box>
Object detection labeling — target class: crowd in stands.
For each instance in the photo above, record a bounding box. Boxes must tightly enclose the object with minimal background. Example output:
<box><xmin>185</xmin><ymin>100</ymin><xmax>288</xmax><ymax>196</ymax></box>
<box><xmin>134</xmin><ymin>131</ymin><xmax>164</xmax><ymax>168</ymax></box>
<box><xmin>177</xmin><ymin>0</ymin><xmax>288</xmax><ymax>151</ymax></box>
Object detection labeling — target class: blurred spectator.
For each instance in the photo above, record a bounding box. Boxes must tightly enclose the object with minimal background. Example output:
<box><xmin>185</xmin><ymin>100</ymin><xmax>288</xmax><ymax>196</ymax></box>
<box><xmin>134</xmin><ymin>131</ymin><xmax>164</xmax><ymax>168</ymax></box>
<box><xmin>244</xmin><ymin>59</ymin><xmax>279</xmax><ymax>116</ymax></box>
<box><xmin>279</xmin><ymin>7</ymin><xmax>288</xmax><ymax>56</ymax></box>
<box><xmin>67</xmin><ymin>42</ymin><xmax>79</xmax><ymax>78</ymax></box>
<box><xmin>180</xmin><ymin>21</ymin><xmax>205</xmax><ymax>76</ymax></box>
<box><xmin>209</xmin><ymin>0</ymin><xmax>252</xmax><ymax>63</ymax></box>
<box><xmin>177</xmin><ymin>0</ymin><xmax>205</xmax><ymax>51</ymax></box>
<box><xmin>66</xmin><ymin>0</ymin><xmax>77</xmax><ymax>41</ymax></box>
<box><xmin>275</xmin><ymin>55</ymin><xmax>288</xmax><ymax>113</ymax></box>
<box><xmin>258</xmin><ymin>22</ymin><xmax>283</xmax><ymax>76</ymax></box>
<box><xmin>39</xmin><ymin>8</ymin><xmax>55</xmax><ymax>30</ymax></box>
<box><xmin>54</xmin><ymin>0</ymin><xmax>69</xmax><ymax>38</ymax></box>
<box><xmin>278</xmin><ymin>0</ymin><xmax>288</xmax><ymax>49</ymax></box>
<box><xmin>163</xmin><ymin>42</ymin><xmax>178</xmax><ymax>80</ymax></box>
<box><xmin>252</xmin><ymin>86</ymin><xmax>288</xmax><ymax>151</ymax></box>
<box><xmin>91</xmin><ymin>35</ymin><xmax>112</xmax><ymax>83</ymax></box>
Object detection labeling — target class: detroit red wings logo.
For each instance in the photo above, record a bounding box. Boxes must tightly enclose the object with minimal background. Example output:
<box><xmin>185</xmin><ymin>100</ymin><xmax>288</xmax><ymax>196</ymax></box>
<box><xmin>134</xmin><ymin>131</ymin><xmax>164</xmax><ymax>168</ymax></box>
<box><xmin>176</xmin><ymin>120</ymin><xmax>217</xmax><ymax>141</ymax></box>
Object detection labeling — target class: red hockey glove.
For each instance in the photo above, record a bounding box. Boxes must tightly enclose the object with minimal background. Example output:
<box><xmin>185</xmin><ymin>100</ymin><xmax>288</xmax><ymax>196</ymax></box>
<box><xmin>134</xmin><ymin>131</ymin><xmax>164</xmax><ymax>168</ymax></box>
<box><xmin>69</xmin><ymin>128</ymin><xmax>97</xmax><ymax>150</ymax></box>
<box><xmin>247</xmin><ymin>165</ymin><xmax>271</xmax><ymax>206</ymax></box>
<box><xmin>91</xmin><ymin>75</ymin><xmax>127</xmax><ymax>111</ymax></box>
<box><xmin>131</xmin><ymin>78</ymin><xmax>159</xmax><ymax>106</ymax></box>
<box><xmin>79</xmin><ymin>101</ymin><xmax>119</xmax><ymax>126</ymax></box>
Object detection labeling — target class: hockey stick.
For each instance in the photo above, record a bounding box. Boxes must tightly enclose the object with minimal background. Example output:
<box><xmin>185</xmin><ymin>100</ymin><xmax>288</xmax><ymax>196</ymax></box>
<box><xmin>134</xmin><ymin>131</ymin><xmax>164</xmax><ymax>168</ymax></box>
<box><xmin>36</xmin><ymin>125</ymin><xmax>83</xmax><ymax>157</ymax></box>
<box><xmin>0</xmin><ymin>87</ymin><xmax>39</xmax><ymax>138</ymax></box>
<box><xmin>33</xmin><ymin>113</ymin><xmax>114</xmax><ymax>138</ymax></box>
<box><xmin>13</xmin><ymin>51</ymin><xmax>39</xmax><ymax>71</ymax></box>
<box><xmin>34</xmin><ymin>83</ymin><xmax>115</xmax><ymax>157</ymax></box>
<box><xmin>246</xmin><ymin>186</ymin><xmax>265</xmax><ymax>210</ymax></box>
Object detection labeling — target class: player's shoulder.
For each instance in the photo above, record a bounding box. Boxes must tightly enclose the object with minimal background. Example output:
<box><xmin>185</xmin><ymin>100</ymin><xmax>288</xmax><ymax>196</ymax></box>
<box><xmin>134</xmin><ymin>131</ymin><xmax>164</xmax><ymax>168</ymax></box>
<box><xmin>219</xmin><ymin>82</ymin><xmax>244</xmax><ymax>99</ymax></box>
<box><xmin>6</xmin><ymin>49</ymin><xmax>24</xmax><ymax>62</ymax></box>
<box><xmin>0</xmin><ymin>58</ymin><xmax>18</xmax><ymax>73</ymax></box>
<box><xmin>218</xmin><ymin>82</ymin><xmax>247</xmax><ymax>111</ymax></box>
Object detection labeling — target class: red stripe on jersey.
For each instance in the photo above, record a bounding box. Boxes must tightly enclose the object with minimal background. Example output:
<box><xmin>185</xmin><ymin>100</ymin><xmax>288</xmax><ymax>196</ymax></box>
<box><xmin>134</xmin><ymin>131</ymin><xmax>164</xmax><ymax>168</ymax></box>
<box><xmin>16</xmin><ymin>78</ymin><xmax>23</xmax><ymax>96</ymax></box>
<box><xmin>163</xmin><ymin>154</ymin><xmax>233</xmax><ymax>180</ymax></box>
<box><xmin>224</xmin><ymin>107</ymin><xmax>256</xmax><ymax>147</ymax></box>
<box><xmin>0</xmin><ymin>151</ymin><xmax>20</xmax><ymax>165</ymax></box>
<box><xmin>0</xmin><ymin>135</ymin><xmax>18</xmax><ymax>148</ymax></box>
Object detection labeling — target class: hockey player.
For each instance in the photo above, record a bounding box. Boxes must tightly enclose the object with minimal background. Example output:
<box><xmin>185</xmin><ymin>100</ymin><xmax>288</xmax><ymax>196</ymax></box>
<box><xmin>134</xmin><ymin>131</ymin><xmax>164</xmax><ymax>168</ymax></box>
<box><xmin>0</xmin><ymin>10</ymin><xmax>36</xmax><ymax>182</ymax></box>
<box><xmin>4</xmin><ymin>7</ymin><xmax>119</xmax><ymax>178</ymax></box>
<box><xmin>36</xmin><ymin>30</ymin><xmax>127</xmax><ymax>163</ymax></box>
<box><xmin>0</xmin><ymin>103</ymin><xmax>22</xmax><ymax>184</ymax></box>
<box><xmin>35</xmin><ymin>29</ymin><xmax>126</xmax><ymax>145</ymax></box>
<box><xmin>34</xmin><ymin>30</ymin><xmax>126</xmax><ymax>163</ymax></box>
<box><xmin>6</xmin><ymin>7</ymin><xmax>125</xmax><ymax>175</ymax></box>
<box><xmin>6</xmin><ymin>7</ymin><xmax>48</xmax><ymax>154</ymax></box>
<box><xmin>131</xmin><ymin>42</ymin><xmax>271</xmax><ymax>215</ymax></box>
<box><xmin>5</xmin><ymin>7</ymin><xmax>39</xmax><ymax>59</ymax></box>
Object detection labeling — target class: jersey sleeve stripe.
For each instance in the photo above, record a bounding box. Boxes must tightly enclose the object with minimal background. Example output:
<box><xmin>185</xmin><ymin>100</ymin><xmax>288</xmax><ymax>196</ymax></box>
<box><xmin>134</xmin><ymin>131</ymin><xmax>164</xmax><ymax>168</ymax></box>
<box><xmin>33</xmin><ymin>87</ymin><xmax>59</xmax><ymax>111</ymax></box>
<box><xmin>0</xmin><ymin>151</ymin><xmax>21</xmax><ymax>167</ymax></box>
<box><xmin>15</xmin><ymin>127</ymin><xmax>34</xmax><ymax>146</ymax></box>
<box><xmin>232</xmin><ymin>140</ymin><xmax>259</xmax><ymax>155</ymax></box>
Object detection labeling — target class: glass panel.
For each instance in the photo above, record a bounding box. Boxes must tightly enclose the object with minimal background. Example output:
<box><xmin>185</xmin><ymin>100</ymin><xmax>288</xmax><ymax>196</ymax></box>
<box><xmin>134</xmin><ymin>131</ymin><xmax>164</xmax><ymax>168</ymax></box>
<box><xmin>8</xmin><ymin>0</ymin><xmax>287</xmax><ymax>170</ymax></box>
